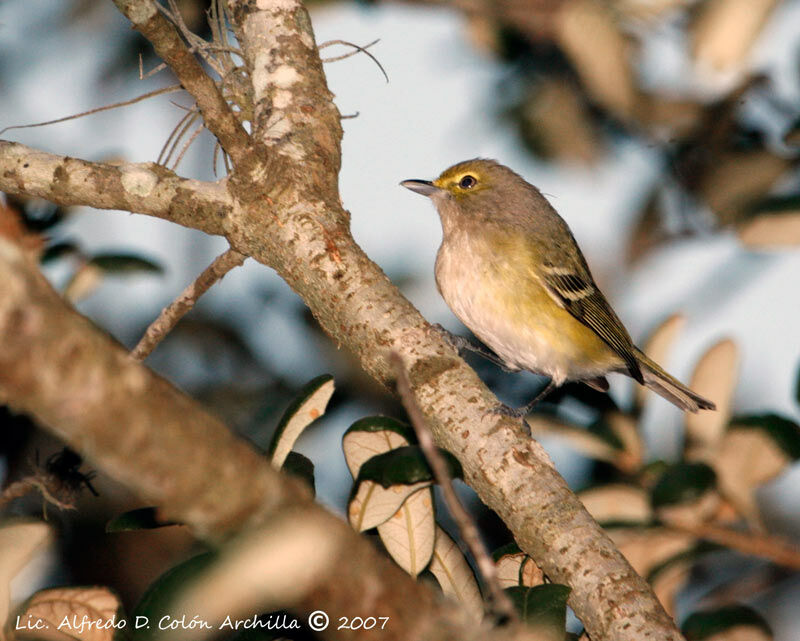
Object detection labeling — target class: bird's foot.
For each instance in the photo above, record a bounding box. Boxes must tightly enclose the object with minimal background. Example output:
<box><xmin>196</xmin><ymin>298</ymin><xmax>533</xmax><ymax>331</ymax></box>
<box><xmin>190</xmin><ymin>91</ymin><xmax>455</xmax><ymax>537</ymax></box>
<box><xmin>429</xmin><ymin>323</ymin><xmax>516</xmax><ymax>372</ymax></box>
<box><xmin>491</xmin><ymin>380</ymin><xmax>559</xmax><ymax>421</ymax></box>
<box><xmin>489</xmin><ymin>404</ymin><xmax>532</xmax><ymax>436</ymax></box>
<box><xmin>429</xmin><ymin>323</ymin><xmax>469</xmax><ymax>354</ymax></box>
<box><xmin>491</xmin><ymin>403</ymin><xmax>529</xmax><ymax>419</ymax></box>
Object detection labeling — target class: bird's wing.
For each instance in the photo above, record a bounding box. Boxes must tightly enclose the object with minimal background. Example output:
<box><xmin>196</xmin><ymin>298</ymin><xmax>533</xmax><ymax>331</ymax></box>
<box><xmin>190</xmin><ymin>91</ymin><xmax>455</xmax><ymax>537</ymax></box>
<box><xmin>538</xmin><ymin>266</ymin><xmax>644</xmax><ymax>384</ymax></box>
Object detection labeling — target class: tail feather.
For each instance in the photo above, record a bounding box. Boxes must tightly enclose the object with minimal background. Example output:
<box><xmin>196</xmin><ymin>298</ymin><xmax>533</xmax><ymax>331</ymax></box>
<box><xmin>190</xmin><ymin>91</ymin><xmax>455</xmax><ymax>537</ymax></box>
<box><xmin>633</xmin><ymin>348</ymin><xmax>716</xmax><ymax>413</ymax></box>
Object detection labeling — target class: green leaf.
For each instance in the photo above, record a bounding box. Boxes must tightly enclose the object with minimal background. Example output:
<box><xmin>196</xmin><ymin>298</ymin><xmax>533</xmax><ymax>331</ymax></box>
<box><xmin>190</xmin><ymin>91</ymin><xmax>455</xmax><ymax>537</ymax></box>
<box><xmin>651</xmin><ymin>463</ymin><xmax>717</xmax><ymax>508</ymax></box>
<box><xmin>356</xmin><ymin>445</ymin><xmax>462</xmax><ymax>488</ymax></box>
<box><xmin>341</xmin><ymin>416</ymin><xmax>416</xmax><ymax>478</ymax></box>
<box><xmin>796</xmin><ymin>363</ymin><xmax>800</xmax><ymax>405</ymax></box>
<box><xmin>730</xmin><ymin>414</ymin><xmax>800</xmax><ymax>460</ymax></box>
<box><xmin>106</xmin><ymin>507</ymin><xmax>178</xmax><ymax>533</ymax></box>
<box><xmin>267</xmin><ymin>374</ymin><xmax>334</xmax><ymax>468</ymax></box>
<box><xmin>281</xmin><ymin>451</ymin><xmax>315</xmax><ymax>497</ymax></box>
<box><xmin>41</xmin><ymin>240</ymin><xmax>80</xmax><ymax>264</ymax></box>
<box><xmin>131</xmin><ymin>552</ymin><xmax>217</xmax><ymax>641</ymax></box>
<box><xmin>505</xmin><ymin>584</ymin><xmax>571</xmax><ymax>635</ymax></box>
<box><xmin>88</xmin><ymin>253</ymin><xmax>163</xmax><ymax>274</ymax></box>
<box><xmin>646</xmin><ymin>541</ymin><xmax>720</xmax><ymax>582</ymax></box>
<box><xmin>586</xmin><ymin>418</ymin><xmax>625</xmax><ymax>451</ymax></box>
<box><xmin>682</xmin><ymin>604</ymin><xmax>772</xmax><ymax>640</ymax></box>
<box><xmin>492</xmin><ymin>542</ymin><xmax>523</xmax><ymax>562</ymax></box>
<box><xmin>343</xmin><ymin>416</ymin><xmax>416</xmax><ymax>442</ymax></box>
<box><xmin>746</xmin><ymin>193</ymin><xmax>800</xmax><ymax>215</ymax></box>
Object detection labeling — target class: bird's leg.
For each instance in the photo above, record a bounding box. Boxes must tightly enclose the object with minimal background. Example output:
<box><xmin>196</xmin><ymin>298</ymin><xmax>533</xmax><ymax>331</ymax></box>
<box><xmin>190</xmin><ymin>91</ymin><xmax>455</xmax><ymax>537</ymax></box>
<box><xmin>493</xmin><ymin>379</ymin><xmax>559</xmax><ymax>419</ymax></box>
<box><xmin>429</xmin><ymin>323</ymin><xmax>516</xmax><ymax>373</ymax></box>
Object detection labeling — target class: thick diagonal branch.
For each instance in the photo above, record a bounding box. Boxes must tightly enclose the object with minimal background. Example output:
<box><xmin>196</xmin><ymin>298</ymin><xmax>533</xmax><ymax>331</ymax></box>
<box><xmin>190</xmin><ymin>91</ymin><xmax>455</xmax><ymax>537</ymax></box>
<box><xmin>0</xmin><ymin>238</ymin><xmax>541</xmax><ymax>641</ymax></box>
<box><xmin>0</xmin><ymin>1</ymin><xmax>686</xmax><ymax>639</ymax></box>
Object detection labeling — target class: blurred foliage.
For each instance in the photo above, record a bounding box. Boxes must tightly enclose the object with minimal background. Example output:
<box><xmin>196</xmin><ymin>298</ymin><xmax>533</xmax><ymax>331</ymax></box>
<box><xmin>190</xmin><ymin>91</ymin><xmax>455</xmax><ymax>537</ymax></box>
<box><xmin>2</xmin><ymin>0</ymin><xmax>800</xmax><ymax>638</ymax></box>
<box><xmin>411</xmin><ymin>0</ymin><xmax>800</xmax><ymax>260</ymax></box>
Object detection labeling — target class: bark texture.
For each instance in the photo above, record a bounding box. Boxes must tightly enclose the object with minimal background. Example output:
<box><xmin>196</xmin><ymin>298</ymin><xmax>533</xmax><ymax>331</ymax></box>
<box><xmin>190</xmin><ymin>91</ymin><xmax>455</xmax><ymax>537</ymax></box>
<box><xmin>0</xmin><ymin>1</ymin><xmax>686</xmax><ymax>639</ymax></box>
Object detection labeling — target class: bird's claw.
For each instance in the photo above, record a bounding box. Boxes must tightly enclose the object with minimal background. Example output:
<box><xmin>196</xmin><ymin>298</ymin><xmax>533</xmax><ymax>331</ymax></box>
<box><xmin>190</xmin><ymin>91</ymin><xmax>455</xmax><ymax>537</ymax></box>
<box><xmin>489</xmin><ymin>404</ymin><xmax>532</xmax><ymax>435</ymax></box>
<box><xmin>429</xmin><ymin>323</ymin><xmax>468</xmax><ymax>354</ymax></box>
<box><xmin>491</xmin><ymin>404</ymin><xmax>529</xmax><ymax>419</ymax></box>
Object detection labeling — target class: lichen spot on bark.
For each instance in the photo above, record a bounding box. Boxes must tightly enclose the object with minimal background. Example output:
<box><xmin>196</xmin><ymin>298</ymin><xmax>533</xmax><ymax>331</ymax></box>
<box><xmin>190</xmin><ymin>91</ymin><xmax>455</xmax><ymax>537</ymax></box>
<box><xmin>121</xmin><ymin>167</ymin><xmax>157</xmax><ymax>198</ymax></box>
<box><xmin>408</xmin><ymin>356</ymin><xmax>458</xmax><ymax>390</ymax></box>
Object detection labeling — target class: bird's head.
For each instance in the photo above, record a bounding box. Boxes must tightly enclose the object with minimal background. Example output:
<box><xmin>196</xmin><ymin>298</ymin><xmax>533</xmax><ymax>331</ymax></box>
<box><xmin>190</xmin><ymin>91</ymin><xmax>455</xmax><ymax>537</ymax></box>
<box><xmin>401</xmin><ymin>159</ymin><xmax>539</xmax><ymax>228</ymax></box>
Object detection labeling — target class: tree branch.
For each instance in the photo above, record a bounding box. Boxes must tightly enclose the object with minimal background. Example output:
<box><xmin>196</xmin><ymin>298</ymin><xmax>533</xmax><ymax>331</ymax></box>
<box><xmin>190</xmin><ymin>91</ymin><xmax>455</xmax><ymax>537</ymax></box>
<box><xmin>0</xmin><ymin>238</ymin><xmax>541</xmax><ymax>641</ymax></box>
<box><xmin>0</xmin><ymin>1</ymin><xmax>687</xmax><ymax>638</ymax></box>
<box><xmin>0</xmin><ymin>140</ymin><xmax>230</xmax><ymax>236</ymax></box>
<box><xmin>131</xmin><ymin>247</ymin><xmax>247</xmax><ymax>360</ymax></box>
<box><xmin>111</xmin><ymin>0</ymin><xmax>250</xmax><ymax>164</ymax></box>
<box><xmin>393</xmin><ymin>352</ymin><xmax>518</xmax><ymax>623</ymax></box>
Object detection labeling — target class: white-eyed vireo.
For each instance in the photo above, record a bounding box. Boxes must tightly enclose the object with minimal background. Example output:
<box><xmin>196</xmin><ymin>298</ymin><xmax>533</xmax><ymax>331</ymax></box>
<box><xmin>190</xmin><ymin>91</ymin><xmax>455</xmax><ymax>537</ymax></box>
<box><xmin>401</xmin><ymin>159</ymin><xmax>715</xmax><ymax>417</ymax></box>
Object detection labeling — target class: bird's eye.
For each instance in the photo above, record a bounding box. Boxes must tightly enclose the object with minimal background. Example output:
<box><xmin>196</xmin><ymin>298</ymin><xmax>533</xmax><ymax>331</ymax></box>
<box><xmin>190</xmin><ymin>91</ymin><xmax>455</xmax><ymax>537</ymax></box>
<box><xmin>459</xmin><ymin>175</ymin><xmax>477</xmax><ymax>189</ymax></box>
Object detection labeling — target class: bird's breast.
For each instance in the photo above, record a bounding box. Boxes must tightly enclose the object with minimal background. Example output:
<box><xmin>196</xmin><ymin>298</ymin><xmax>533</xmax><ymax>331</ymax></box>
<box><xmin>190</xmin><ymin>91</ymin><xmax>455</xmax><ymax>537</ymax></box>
<box><xmin>434</xmin><ymin>232</ymin><xmax>617</xmax><ymax>383</ymax></box>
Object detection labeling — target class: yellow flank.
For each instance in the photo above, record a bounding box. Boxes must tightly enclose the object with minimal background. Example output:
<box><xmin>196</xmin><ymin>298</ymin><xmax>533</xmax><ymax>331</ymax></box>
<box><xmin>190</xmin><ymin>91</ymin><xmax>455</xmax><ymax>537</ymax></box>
<box><xmin>482</xmin><ymin>230</ymin><xmax>621</xmax><ymax>373</ymax></box>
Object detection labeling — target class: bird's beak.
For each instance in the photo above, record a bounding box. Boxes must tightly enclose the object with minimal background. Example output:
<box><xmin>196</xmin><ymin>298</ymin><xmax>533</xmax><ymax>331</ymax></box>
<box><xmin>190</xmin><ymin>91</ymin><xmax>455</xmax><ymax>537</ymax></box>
<box><xmin>400</xmin><ymin>179</ymin><xmax>440</xmax><ymax>197</ymax></box>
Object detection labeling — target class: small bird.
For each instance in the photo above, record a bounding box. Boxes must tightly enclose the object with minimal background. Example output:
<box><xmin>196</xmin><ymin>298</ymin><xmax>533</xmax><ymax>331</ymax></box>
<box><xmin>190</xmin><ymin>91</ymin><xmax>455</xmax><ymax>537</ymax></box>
<box><xmin>401</xmin><ymin>159</ymin><xmax>715</xmax><ymax>416</ymax></box>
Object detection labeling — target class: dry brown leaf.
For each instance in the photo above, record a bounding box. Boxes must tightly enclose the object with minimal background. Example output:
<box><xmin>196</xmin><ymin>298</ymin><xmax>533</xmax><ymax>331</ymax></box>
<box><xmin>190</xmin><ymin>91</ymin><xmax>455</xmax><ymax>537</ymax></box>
<box><xmin>526</xmin><ymin>416</ymin><xmax>620</xmax><ymax>463</ymax></box>
<box><xmin>269</xmin><ymin>377</ymin><xmax>334</xmax><ymax>469</ymax></box>
<box><xmin>63</xmin><ymin>264</ymin><xmax>104</xmax><ymax>304</ymax></box>
<box><xmin>738</xmin><ymin>213</ymin><xmax>800</xmax><ymax>248</ymax></box>
<box><xmin>348</xmin><ymin>479</ymin><xmax>432</xmax><ymax>532</ymax></box>
<box><xmin>611</xmin><ymin>0</ymin><xmax>695</xmax><ymax>21</ymax></box>
<box><xmin>579</xmin><ymin>484</ymin><xmax>652</xmax><ymax>524</ymax></box>
<box><xmin>607</xmin><ymin>412</ymin><xmax>644</xmax><ymax>473</ymax></box>
<box><xmin>496</xmin><ymin>552</ymin><xmax>545</xmax><ymax>589</ymax></box>
<box><xmin>342</xmin><ymin>429</ymin><xmax>410</xmax><ymax>479</ymax></box>
<box><xmin>655</xmin><ymin>489</ymin><xmax>722</xmax><ymax>527</ymax></box>
<box><xmin>428</xmin><ymin>527</ymin><xmax>484</xmax><ymax>619</ymax></box>
<box><xmin>609</xmin><ymin>527</ymin><xmax>696</xmax><ymax>577</ymax></box>
<box><xmin>651</xmin><ymin>559</ymin><xmax>693</xmax><ymax>616</ymax></box>
<box><xmin>376</xmin><ymin>488</ymin><xmax>435</xmax><ymax>577</ymax></box>
<box><xmin>520</xmin><ymin>80</ymin><xmax>599</xmax><ymax>164</ymax></box>
<box><xmin>0</xmin><ymin>521</ymin><xmax>52</xmax><ymax>632</ymax></box>
<box><xmin>699</xmin><ymin>151</ymin><xmax>791</xmax><ymax>225</ymax></box>
<box><xmin>685</xmin><ymin>339</ymin><xmax>739</xmax><ymax>455</ymax></box>
<box><xmin>496</xmin><ymin>553</ymin><xmax>526</xmax><ymax>589</ymax></box>
<box><xmin>15</xmin><ymin>586</ymin><xmax>121</xmax><ymax>641</ymax></box>
<box><xmin>691</xmin><ymin>0</ymin><xmax>780</xmax><ymax>72</ymax></box>
<box><xmin>712</xmin><ymin>428</ymin><xmax>790</xmax><ymax>529</ymax></box>
<box><xmin>172</xmin><ymin>511</ymin><xmax>341</xmax><ymax>639</ymax></box>
<box><xmin>635</xmin><ymin>94</ymin><xmax>703</xmax><ymax>139</ymax></box>
<box><xmin>0</xmin><ymin>200</ymin><xmax>45</xmax><ymax>259</ymax></box>
<box><xmin>554</xmin><ymin>0</ymin><xmax>637</xmax><ymax>120</ymax></box>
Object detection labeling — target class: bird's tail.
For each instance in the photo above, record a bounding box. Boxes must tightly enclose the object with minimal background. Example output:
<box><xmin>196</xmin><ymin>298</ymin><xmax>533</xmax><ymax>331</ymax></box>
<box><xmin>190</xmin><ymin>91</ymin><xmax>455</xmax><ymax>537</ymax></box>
<box><xmin>633</xmin><ymin>347</ymin><xmax>716</xmax><ymax>413</ymax></box>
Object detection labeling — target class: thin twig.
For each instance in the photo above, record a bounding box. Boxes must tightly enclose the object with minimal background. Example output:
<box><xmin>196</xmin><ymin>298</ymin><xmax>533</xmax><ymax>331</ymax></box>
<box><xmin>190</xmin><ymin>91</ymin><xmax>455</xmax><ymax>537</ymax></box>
<box><xmin>0</xmin><ymin>476</ymin><xmax>76</xmax><ymax>512</ymax></box>
<box><xmin>0</xmin><ymin>85</ymin><xmax>182</xmax><ymax>136</ymax></box>
<box><xmin>131</xmin><ymin>248</ymin><xmax>246</xmax><ymax>361</ymax></box>
<box><xmin>161</xmin><ymin>111</ymin><xmax>201</xmax><ymax>167</ymax></box>
<box><xmin>391</xmin><ymin>351</ymin><xmax>518</xmax><ymax>623</ymax></box>
<box><xmin>171</xmin><ymin>123</ymin><xmax>205</xmax><ymax>171</ymax></box>
<box><xmin>662</xmin><ymin>516</ymin><xmax>800</xmax><ymax>570</ymax></box>
<box><xmin>162</xmin><ymin>0</ymin><xmax>225</xmax><ymax>76</ymax></box>
<box><xmin>139</xmin><ymin>54</ymin><xmax>168</xmax><ymax>81</ymax></box>
<box><xmin>157</xmin><ymin>109</ymin><xmax>195</xmax><ymax>166</ymax></box>
<box><xmin>318</xmin><ymin>39</ymin><xmax>389</xmax><ymax>83</ymax></box>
